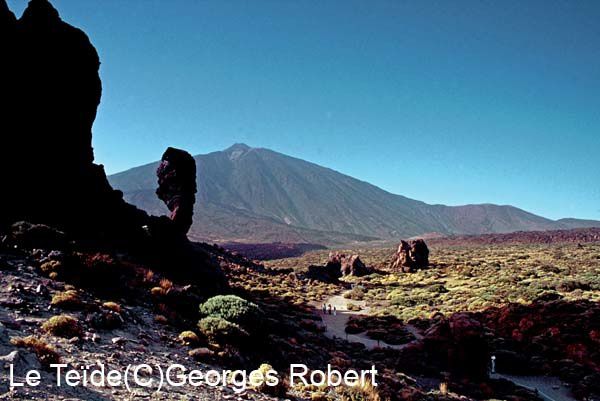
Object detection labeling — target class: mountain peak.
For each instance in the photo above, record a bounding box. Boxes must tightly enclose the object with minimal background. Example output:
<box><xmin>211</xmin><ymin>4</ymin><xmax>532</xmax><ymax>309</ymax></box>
<box><xmin>224</xmin><ymin>143</ymin><xmax>253</xmax><ymax>160</ymax></box>
<box><xmin>225</xmin><ymin>143</ymin><xmax>251</xmax><ymax>152</ymax></box>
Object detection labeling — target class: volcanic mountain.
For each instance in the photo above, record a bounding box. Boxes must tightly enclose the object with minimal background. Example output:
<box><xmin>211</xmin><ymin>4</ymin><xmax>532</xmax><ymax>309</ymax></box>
<box><xmin>109</xmin><ymin>144</ymin><xmax>599</xmax><ymax>244</ymax></box>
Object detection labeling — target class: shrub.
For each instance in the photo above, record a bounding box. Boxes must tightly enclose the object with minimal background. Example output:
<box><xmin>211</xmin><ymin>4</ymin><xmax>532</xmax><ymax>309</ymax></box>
<box><xmin>557</xmin><ymin>280</ymin><xmax>591</xmax><ymax>292</ymax></box>
<box><xmin>199</xmin><ymin>295</ymin><xmax>261</xmax><ymax>325</ymax></box>
<box><xmin>41</xmin><ymin>315</ymin><xmax>82</xmax><ymax>338</ymax></box>
<box><xmin>336</xmin><ymin>378</ymin><xmax>381</xmax><ymax>401</ymax></box>
<box><xmin>151</xmin><ymin>287</ymin><xmax>166</xmax><ymax>297</ymax></box>
<box><xmin>197</xmin><ymin>316</ymin><xmax>248</xmax><ymax>343</ymax></box>
<box><xmin>250</xmin><ymin>363</ymin><xmax>286</xmax><ymax>396</ymax></box>
<box><xmin>40</xmin><ymin>260</ymin><xmax>62</xmax><ymax>274</ymax></box>
<box><xmin>344</xmin><ymin>287</ymin><xmax>365</xmax><ymax>301</ymax></box>
<box><xmin>102</xmin><ymin>301</ymin><xmax>121</xmax><ymax>313</ymax></box>
<box><xmin>178</xmin><ymin>330</ymin><xmax>200</xmax><ymax>345</ymax></box>
<box><xmin>10</xmin><ymin>336</ymin><xmax>60</xmax><ymax>367</ymax></box>
<box><xmin>159</xmin><ymin>278</ymin><xmax>173</xmax><ymax>291</ymax></box>
<box><xmin>51</xmin><ymin>290</ymin><xmax>83</xmax><ymax>309</ymax></box>
<box><xmin>429</xmin><ymin>284</ymin><xmax>449</xmax><ymax>293</ymax></box>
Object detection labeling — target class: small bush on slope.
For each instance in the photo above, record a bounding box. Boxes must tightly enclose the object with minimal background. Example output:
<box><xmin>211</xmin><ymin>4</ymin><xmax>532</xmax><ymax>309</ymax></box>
<box><xmin>197</xmin><ymin>316</ymin><xmax>248</xmax><ymax>344</ymax></box>
<box><xmin>41</xmin><ymin>314</ymin><xmax>82</xmax><ymax>338</ymax></box>
<box><xmin>199</xmin><ymin>295</ymin><xmax>261</xmax><ymax>325</ymax></box>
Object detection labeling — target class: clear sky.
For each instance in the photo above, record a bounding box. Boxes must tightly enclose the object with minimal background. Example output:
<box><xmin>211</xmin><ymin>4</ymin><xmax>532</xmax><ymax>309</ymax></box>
<box><xmin>7</xmin><ymin>0</ymin><xmax>600</xmax><ymax>220</ymax></box>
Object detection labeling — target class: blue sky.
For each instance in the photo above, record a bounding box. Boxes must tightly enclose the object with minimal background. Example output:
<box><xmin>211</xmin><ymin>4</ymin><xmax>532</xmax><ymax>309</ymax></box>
<box><xmin>7</xmin><ymin>0</ymin><xmax>600</xmax><ymax>220</ymax></box>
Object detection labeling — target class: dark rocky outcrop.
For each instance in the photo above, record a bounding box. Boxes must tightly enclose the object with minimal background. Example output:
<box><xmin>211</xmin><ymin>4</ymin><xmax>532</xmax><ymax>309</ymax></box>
<box><xmin>392</xmin><ymin>239</ymin><xmax>430</xmax><ymax>272</ymax></box>
<box><xmin>156</xmin><ymin>147</ymin><xmax>198</xmax><ymax>236</ymax></box>
<box><xmin>0</xmin><ymin>0</ymin><xmax>224</xmax><ymax>291</ymax></box>
<box><xmin>410</xmin><ymin>239</ymin><xmax>429</xmax><ymax>268</ymax></box>
<box><xmin>305</xmin><ymin>252</ymin><xmax>372</xmax><ymax>281</ymax></box>
<box><xmin>305</xmin><ymin>252</ymin><xmax>343</xmax><ymax>282</ymax></box>
<box><xmin>325</xmin><ymin>252</ymin><xmax>344</xmax><ymax>276</ymax></box>
<box><xmin>340</xmin><ymin>254</ymin><xmax>370</xmax><ymax>277</ymax></box>
<box><xmin>392</xmin><ymin>240</ymin><xmax>414</xmax><ymax>272</ymax></box>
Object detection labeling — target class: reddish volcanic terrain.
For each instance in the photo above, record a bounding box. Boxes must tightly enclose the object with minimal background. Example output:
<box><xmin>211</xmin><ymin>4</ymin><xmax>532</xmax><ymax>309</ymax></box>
<box><xmin>429</xmin><ymin>227</ymin><xmax>600</xmax><ymax>246</ymax></box>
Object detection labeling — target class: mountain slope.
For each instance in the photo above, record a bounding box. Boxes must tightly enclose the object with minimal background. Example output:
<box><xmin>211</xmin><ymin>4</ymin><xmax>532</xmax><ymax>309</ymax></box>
<box><xmin>108</xmin><ymin>144</ymin><xmax>599</xmax><ymax>244</ymax></box>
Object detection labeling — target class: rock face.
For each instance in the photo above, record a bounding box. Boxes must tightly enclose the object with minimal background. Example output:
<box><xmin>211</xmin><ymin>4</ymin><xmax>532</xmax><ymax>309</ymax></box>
<box><xmin>340</xmin><ymin>254</ymin><xmax>370</xmax><ymax>277</ymax></box>
<box><xmin>0</xmin><ymin>0</ymin><xmax>142</xmax><ymax>238</ymax></box>
<box><xmin>156</xmin><ymin>147</ymin><xmax>198</xmax><ymax>235</ymax></box>
<box><xmin>393</xmin><ymin>240</ymin><xmax>414</xmax><ymax>272</ymax></box>
<box><xmin>410</xmin><ymin>239</ymin><xmax>429</xmax><ymax>268</ymax></box>
<box><xmin>392</xmin><ymin>239</ymin><xmax>430</xmax><ymax>272</ymax></box>
<box><xmin>324</xmin><ymin>252</ymin><xmax>372</xmax><ymax>277</ymax></box>
<box><xmin>324</xmin><ymin>252</ymin><xmax>344</xmax><ymax>277</ymax></box>
<box><xmin>0</xmin><ymin>0</ymin><xmax>224</xmax><ymax>290</ymax></box>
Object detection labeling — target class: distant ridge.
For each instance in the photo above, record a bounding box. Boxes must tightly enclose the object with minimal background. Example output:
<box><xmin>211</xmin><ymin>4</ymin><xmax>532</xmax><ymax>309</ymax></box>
<box><xmin>109</xmin><ymin>144</ymin><xmax>599</xmax><ymax>245</ymax></box>
<box><xmin>429</xmin><ymin>227</ymin><xmax>600</xmax><ymax>246</ymax></box>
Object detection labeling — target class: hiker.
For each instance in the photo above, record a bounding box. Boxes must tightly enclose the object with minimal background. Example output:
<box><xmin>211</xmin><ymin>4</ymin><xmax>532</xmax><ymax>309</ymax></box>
<box><xmin>328</xmin><ymin>304</ymin><xmax>332</xmax><ymax>315</ymax></box>
<box><xmin>322</xmin><ymin>304</ymin><xmax>326</xmax><ymax>314</ymax></box>
<box><xmin>333</xmin><ymin>306</ymin><xmax>337</xmax><ymax>316</ymax></box>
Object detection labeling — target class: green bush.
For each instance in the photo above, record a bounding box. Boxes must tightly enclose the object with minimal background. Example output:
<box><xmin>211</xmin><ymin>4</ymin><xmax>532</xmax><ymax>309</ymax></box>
<box><xmin>343</xmin><ymin>287</ymin><xmax>365</xmax><ymax>301</ymax></box>
<box><xmin>199</xmin><ymin>295</ymin><xmax>261</xmax><ymax>325</ymax></box>
<box><xmin>198</xmin><ymin>316</ymin><xmax>248</xmax><ymax>343</ymax></box>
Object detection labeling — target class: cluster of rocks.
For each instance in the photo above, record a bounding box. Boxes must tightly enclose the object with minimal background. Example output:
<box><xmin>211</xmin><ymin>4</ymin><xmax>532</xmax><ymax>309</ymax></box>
<box><xmin>329</xmin><ymin>252</ymin><xmax>372</xmax><ymax>277</ymax></box>
<box><xmin>307</xmin><ymin>252</ymin><xmax>372</xmax><ymax>282</ymax></box>
<box><xmin>0</xmin><ymin>0</ymin><xmax>223</xmax><ymax>289</ymax></box>
<box><xmin>391</xmin><ymin>239</ymin><xmax>430</xmax><ymax>272</ymax></box>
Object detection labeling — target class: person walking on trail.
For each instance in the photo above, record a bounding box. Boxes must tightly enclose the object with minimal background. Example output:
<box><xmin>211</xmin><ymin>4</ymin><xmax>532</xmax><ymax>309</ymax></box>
<box><xmin>322</xmin><ymin>304</ymin><xmax>326</xmax><ymax>314</ymax></box>
<box><xmin>333</xmin><ymin>306</ymin><xmax>337</xmax><ymax>316</ymax></box>
<box><xmin>328</xmin><ymin>304</ymin><xmax>332</xmax><ymax>315</ymax></box>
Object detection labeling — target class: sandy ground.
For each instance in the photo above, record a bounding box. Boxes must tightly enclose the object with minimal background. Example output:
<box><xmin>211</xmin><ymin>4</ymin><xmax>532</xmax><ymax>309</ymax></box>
<box><xmin>313</xmin><ymin>294</ymin><xmax>421</xmax><ymax>350</ymax></box>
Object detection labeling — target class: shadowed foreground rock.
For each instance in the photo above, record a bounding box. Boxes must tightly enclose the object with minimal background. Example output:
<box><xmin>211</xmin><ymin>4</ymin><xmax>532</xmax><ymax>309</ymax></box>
<box><xmin>0</xmin><ymin>0</ymin><xmax>224</xmax><ymax>291</ymax></box>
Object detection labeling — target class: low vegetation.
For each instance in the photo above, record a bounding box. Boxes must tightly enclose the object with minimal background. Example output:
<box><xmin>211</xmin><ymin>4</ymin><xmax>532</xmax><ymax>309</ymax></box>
<box><xmin>10</xmin><ymin>336</ymin><xmax>61</xmax><ymax>367</ymax></box>
<box><xmin>199</xmin><ymin>294</ymin><xmax>262</xmax><ymax>325</ymax></box>
<box><xmin>41</xmin><ymin>314</ymin><xmax>82</xmax><ymax>338</ymax></box>
<box><xmin>197</xmin><ymin>316</ymin><xmax>248</xmax><ymax>344</ymax></box>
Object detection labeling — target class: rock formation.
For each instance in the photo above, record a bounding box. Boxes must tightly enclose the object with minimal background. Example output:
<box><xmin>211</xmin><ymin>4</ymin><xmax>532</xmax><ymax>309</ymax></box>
<box><xmin>156</xmin><ymin>147</ymin><xmax>198</xmax><ymax>235</ymax></box>
<box><xmin>0</xmin><ymin>0</ymin><xmax>224</xmax><ymax>290</ymax></box>
<box><xmin>392</xmin><ymin>240</ymin><xmax>415</xmax><ymax>272</ymax></box>
<box><xmin>325</xmin><ymin>252</ymin><xmax>344</xmax><ymax>277</ymax></box>
<box><xmin>392</xmin><ymin>239</ymin><xmax>430</xmax><ymax>272</ymax></box>
<box><xmin>340</xmin><ymin>254</ymin><xmax>370</xmax><ymax>277</ymax></box>
<box><xmin>322</xmin><ymin>252</ymin><xmax>372</xmax><ymax>277</ymax></box>
<box><xmin>410</xmin><ymin>239</ymin><xmax>429</xmax><ymax>268</ymax></box>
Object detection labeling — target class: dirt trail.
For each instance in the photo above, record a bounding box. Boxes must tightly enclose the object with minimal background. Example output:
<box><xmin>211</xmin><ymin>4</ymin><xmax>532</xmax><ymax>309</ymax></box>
<box><xmin>314</xmin><ymin>293</ymin><xmax>421</xmax><ymax>350</ymax></box>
